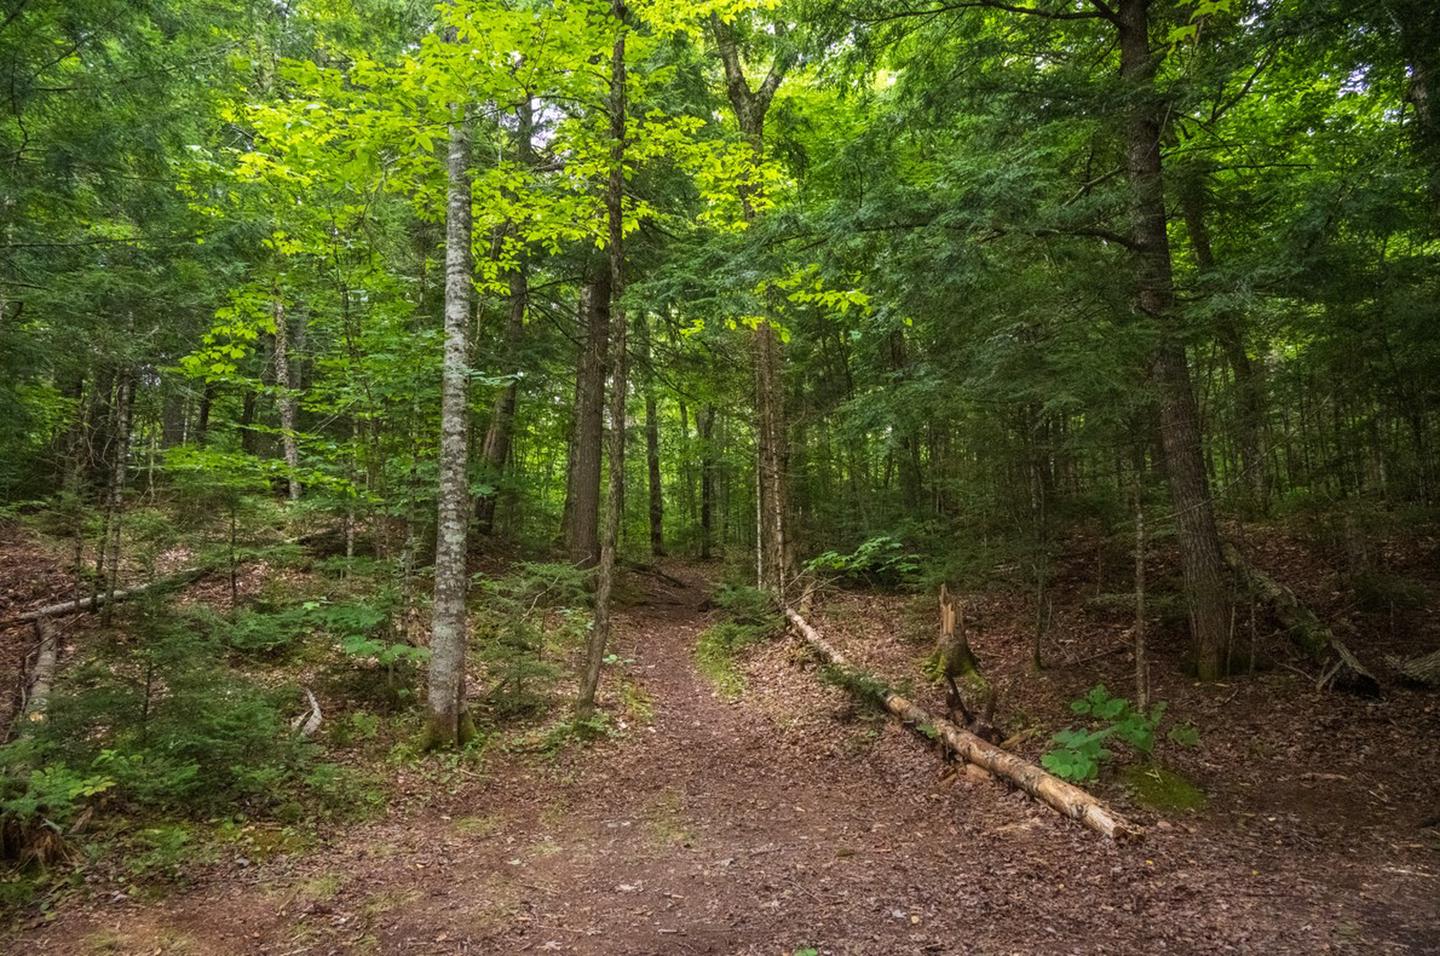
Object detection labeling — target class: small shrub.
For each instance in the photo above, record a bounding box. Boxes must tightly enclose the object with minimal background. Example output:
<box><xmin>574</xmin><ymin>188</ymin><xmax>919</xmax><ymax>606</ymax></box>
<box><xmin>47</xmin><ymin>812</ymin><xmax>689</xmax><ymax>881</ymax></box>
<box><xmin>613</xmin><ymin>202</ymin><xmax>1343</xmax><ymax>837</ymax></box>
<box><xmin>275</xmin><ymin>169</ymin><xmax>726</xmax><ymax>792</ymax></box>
<box><xmin>1041</xmin><ymin>684</ymin><xmax>1197</xmax><ymax>782</ymax></box>
<box><xmin>805</xmin><ymin>534</ymin><xmax>920</xmax><ymax>588</ymax></box>
<box><xmin>1352</xmin><ymin>571</ymin><xmax>1428</xmax><ymax>612</ymax></box>
<box><xmin>475</xmin><ymin>563</ymin><xmax>589</xmax><ymax>719</ymax></box>
<box><xmin>214</xmin><ymin>603</ymin><xmax>312</xmax><ymax>657</ymax></box>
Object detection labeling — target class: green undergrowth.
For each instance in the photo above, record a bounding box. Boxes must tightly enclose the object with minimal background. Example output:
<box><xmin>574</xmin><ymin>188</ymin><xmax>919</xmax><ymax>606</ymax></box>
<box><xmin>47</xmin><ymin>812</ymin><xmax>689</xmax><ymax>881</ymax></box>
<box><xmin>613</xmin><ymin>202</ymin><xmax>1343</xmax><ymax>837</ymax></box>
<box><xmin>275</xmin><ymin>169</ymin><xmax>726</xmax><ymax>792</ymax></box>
<box><xmin>694</xmin><ymin>585</ymin><xmax>784</xmax><ymax>699</ymax></box>
<box><xmin>0</xmin><ymin>586</ymin><xmax>394</xmax><ymax>916</ymax></box>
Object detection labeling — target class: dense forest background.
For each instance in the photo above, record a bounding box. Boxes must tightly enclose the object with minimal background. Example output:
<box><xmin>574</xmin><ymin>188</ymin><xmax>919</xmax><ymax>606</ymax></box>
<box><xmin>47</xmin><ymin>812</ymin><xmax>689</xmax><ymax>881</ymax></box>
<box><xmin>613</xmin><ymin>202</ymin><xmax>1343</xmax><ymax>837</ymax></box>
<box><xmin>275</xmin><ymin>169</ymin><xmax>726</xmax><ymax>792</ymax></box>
<box><xmin>1</xmin><ymin>0</ymin><xmax>1439</xmax><ymax>947</ymax></box>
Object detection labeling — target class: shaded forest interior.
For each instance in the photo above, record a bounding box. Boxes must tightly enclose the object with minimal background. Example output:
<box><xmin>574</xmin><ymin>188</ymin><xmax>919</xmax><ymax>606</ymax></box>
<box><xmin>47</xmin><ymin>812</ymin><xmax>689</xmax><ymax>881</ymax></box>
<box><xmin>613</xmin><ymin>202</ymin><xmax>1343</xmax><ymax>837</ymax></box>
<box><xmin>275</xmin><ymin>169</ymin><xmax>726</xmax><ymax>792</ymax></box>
<box><xmin>1</xmin><ymin>0</ymin><xmax>1439</xmax><ymax>952</ymax></box>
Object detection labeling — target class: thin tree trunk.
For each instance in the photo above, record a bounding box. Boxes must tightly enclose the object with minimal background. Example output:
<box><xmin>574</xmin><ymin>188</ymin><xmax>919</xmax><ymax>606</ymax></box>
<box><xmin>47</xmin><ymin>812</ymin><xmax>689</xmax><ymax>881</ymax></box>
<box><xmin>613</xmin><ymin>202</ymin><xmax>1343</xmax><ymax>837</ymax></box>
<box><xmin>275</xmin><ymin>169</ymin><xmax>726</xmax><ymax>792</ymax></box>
<box><xmin>1180</xmin><ymin>181</ymin><xmax>1268</xmax><ymax>514</ymax></box>
<box><xmin>577</xmin><ymin>0</ymin><xmax>628</xmax><ymax>720</ymax></box>
<box><xmin>101</xmin><ymin>373</ymin><xmax>133</xmax><ymax>625</ymax></box>
<box><xmin>477</xmin><ymin>267</ymin><xmax>527</xmax><ymax>534</ymax></box>
<box><xmin>640</xmin><ymin>315</ymin><xmax>664</xmax><ymax>557</ymax></box>
<box><xmin>699</xmin><ymin>405</ymin><xmax>716</xmax><ymax>560</ymax></box>
<box><xmin>1134</xmin><ymin>480</ymin><xmax>1148</xmax><ymax>711</ymax></box>
<box><xmin>1117</xmin><ymin>0</ymin><xmax>1231</xmax><ymax>680</ymax></box>
<box><xmin>711</xmin><ymin>14</ymin><xmax>794</xmax><ymax>596</ymax></box>
<box><xmin>425</xmin><ymin>92</ymin><xmax>476</xmax><ymax>750</ymax></box>
<box><xmin>476</xmin><ymin>100</ymin><xmax>536</xmax><ymax>535</ymax></box>
<box><xmin>273</xmin><ymin>297</ymin><xmax>301</xmax><ymax>501</ymax></box>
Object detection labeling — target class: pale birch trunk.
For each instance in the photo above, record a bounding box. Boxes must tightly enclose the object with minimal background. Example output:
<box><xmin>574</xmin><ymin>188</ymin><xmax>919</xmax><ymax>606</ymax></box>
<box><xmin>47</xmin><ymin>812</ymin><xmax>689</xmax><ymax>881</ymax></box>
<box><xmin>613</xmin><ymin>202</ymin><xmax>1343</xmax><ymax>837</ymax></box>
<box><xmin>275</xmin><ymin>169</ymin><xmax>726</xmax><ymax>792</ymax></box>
<box><xmin>100</xmin><ymin>372</ymin><xmax>132</xmax><ymax>626</ymax></box>
<box><xmin>273</xmin><ymin>298</ymin><xmax>301</xmax><ymax>501</ymax></box>
<box><xmin>425</xmin><ymin>97</ymin><xmax>475</xmax><ymax>749</ymax></box>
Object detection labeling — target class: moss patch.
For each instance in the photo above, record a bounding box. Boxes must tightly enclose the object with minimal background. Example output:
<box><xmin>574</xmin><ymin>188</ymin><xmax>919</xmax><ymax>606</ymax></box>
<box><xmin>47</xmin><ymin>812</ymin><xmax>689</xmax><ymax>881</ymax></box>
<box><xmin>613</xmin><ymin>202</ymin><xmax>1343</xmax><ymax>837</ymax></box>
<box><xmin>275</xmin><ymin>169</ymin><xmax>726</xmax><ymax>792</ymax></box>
<box><xmin>1121</xmin><ymin>764</ymin><xmax>1208</xmax><ymax>813</ymax></box>
<box><xmin>695</xmin><ymin>624</ymin><xmax>745</xmax><ymax>699</ymax></box>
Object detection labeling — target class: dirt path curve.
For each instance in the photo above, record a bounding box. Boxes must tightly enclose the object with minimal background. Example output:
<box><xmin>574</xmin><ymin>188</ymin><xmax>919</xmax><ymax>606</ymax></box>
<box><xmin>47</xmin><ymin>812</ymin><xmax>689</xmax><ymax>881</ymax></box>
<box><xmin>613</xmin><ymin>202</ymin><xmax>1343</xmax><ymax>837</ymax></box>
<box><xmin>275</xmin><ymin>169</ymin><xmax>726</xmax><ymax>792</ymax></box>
<box><xmin>16</xmin><ymin>569</ymin><xmax>1384</xmax><ymax>954</ymax></box>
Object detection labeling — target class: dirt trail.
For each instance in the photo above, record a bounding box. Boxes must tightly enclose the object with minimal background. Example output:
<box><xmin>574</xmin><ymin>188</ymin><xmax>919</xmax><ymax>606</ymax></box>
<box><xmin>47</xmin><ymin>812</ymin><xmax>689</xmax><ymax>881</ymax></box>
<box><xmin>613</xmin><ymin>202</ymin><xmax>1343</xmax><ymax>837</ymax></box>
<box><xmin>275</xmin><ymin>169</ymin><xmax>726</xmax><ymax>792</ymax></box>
<box><xmin>14</xmin><ymin>569</ymin><xmax>1432</xmax><ymax>954</ymax></box>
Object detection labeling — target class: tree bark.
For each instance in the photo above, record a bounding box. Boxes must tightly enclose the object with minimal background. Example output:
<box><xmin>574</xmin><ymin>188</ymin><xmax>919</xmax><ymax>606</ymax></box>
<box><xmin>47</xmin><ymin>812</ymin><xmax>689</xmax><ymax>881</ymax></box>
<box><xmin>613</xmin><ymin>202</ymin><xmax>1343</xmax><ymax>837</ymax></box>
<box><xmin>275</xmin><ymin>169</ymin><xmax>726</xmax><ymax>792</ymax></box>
<box><xmin>1116</xmin><ymin>0</ymin><xmax>1232</xmax><ymax>681</ymax></box>
<box><xmin>477</xmin><ymin>266</ymin><xmax>527</xmax><ymax>535</ymax></box>
<box><xmin>273</xmin><ymin>297</ymin><xmax>301</xmax><ymax>501</ymax></box>
<box><xmin>699</xmin><ymin>404</ymin><xmax>716</xmax><ymax>560</ymax></box>
<box><xmin>99</xmin><ymin>372</ymin><xmax>133</xmax><ymax>625</ymax></box>
<box><xmin>577</xmin><ymin>0</ymin><xmax>629</xmax><ymax>720</ymax></box>
<box><xmin>640</xmin><ymin>315</ymin><xmax>665</xmax><ymax>556</ymax></box>
<box><xmin>1387</xmin><ymin>646</ymin><xmax>1440</xmax><ymax>687</ymax></box>
<box><xmin>565</xmin><ymin>274</ymin><xmax>611</xmax><ymax>568</ymax></box>
<box><xmin>425</xmin><ymin>99</ymin><xmax>476</xmax><ymax>750</ymax></box>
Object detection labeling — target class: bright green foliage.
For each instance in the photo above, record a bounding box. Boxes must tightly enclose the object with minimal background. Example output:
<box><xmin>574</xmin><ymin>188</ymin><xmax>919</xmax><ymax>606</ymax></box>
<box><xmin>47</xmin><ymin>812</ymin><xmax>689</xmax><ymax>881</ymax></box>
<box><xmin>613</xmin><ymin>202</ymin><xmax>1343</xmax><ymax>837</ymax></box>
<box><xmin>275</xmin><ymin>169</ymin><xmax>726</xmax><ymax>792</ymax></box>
<box><xmin>805</xmin><ymin>535</ymin><xmax>921</xmax><ymax>588</ymax></box>
<box><xmin>1042</xmin><ymin>685</ymin><xmax>1196</xmax><ymax>783</ymax></box>
<box><xmin>1</xmin><ymin>606</ymin><xmax>349</xmax><ymax>825</ymax></box>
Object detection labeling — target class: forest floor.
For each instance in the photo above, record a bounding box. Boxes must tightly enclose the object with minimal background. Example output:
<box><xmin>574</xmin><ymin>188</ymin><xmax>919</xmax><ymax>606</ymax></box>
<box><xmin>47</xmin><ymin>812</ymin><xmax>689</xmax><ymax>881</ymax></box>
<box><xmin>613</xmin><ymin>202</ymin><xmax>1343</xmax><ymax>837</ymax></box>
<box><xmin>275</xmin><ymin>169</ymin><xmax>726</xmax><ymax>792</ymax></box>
<box><xmin>6</xmin><ymin>545</ymin><xmax>1440</xmax><ymax>954</ymax></box>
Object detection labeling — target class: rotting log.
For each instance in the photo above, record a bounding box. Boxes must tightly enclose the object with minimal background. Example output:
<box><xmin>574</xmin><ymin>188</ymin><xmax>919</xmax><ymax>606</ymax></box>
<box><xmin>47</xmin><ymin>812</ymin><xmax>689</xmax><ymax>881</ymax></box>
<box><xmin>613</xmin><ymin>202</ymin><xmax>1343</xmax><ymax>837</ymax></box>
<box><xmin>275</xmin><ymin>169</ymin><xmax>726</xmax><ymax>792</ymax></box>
<box><xmin>1221</xmin><ymin>543</ymin><xmax>1379</xmax><ymax>694</ymax></box>
<box><xmin>784</xmin><ymin>606</ymin><xmax>1140</xmax><ymax>840</ymax></box>
<box><xmin>0</xmin><ymin>566</ymin><xmax>210</xmax><ymax>629</ymax></box>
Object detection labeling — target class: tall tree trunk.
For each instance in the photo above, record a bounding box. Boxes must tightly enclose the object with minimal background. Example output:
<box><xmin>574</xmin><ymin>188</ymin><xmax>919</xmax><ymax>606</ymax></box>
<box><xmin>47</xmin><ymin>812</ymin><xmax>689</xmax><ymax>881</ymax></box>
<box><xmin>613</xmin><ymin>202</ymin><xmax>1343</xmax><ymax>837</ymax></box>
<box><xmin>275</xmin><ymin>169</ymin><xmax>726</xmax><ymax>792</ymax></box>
<box><xmin>1117</xmin><ymin>0</ymin><xmax>1232</xmax><ymax>680</ymax></box>
<box><xmin>100</xmin><ymin>372</ymin><xmax>133</xmax><ymax>625</ymax></box>
<box><xmin>1179</xmin><ymin>181</ymin><xmax>1269</xmax><ymax>514</ymax></box>
<box><xmin>699</xmin><ymin>405</ymin><xmax>716</xmax><ymax>560</ymax></box>
<box><xmin>565</xmin><ymin>274</ymin><xmax>610</xmax><ymax>567</ymax></box>
<box><xmin>424</xmin><ymin>98</ymin><xmax>476</xmax><ymax>750</ymax></box>
<box><xmin>1389</xmin><ymin>1</ymin><xmax>1440</xmax><ymax>206</ymax></box>
<box><xmin>678</xmin><ymin>399</ymin><xmax>697</xmax><ymax>533</ymax></box>
<box><xmin>273</xmin><ymin>297</ymin><xmax>301</xmax><ymax>501</ymax></box>
<box><xmin>577</xmin><ymin>0</ymin><xmax>629</xmax><ymax>720</ymax></box>
<box><xmin>889</xmin><ymin>328</ymin><xmax>923</xmax><ymax>512</ymax></box>
<box><xmin>639</xmin><ymin>314</ymin><xmax>665</xmax><ymax>556</ymax></box>
<box><xmin>477</xmin><ymin>266</ymin><xmax>527</xmax><ymax>534</ymax></box>
<box><xmin>476</xmin><ymin>100</ymin><xmax>536</xmax><ymax>535</ymax></box>
<box><xmin>711</xmin><ymin>14</ymin><xmax>795</xmax><ymax>596</ymax></box>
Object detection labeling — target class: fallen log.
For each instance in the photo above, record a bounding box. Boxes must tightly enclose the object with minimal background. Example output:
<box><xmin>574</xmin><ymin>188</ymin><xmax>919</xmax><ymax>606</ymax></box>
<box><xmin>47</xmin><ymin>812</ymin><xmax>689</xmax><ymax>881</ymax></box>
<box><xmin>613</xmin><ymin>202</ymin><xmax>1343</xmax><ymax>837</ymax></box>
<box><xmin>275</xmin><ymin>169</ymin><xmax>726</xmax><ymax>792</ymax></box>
<box><xmin>1221</xmin><ymin>543</ymin><xmax>1379</xmax><ymax>694</ymax></box>
<box><xmin>784</xmin><ymin>606</ymin><xmax>1139</xmax><ymax>840</ymax></box>
<box><xmin>0</xmin><ymin>566</ymin><xmax>211</xmax><ymax>629</ymax></box>
<box><xmin>21</xmin><ymin>620</ymin><xmax>58</xmax><ymax>725</ymax></box>
<box><xmin>1386</xmin><ymin>647</ymin><xmax>1440</xmax><ymax>687</ymax></box>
